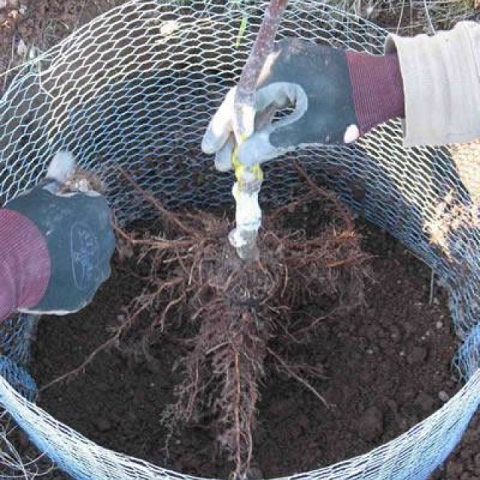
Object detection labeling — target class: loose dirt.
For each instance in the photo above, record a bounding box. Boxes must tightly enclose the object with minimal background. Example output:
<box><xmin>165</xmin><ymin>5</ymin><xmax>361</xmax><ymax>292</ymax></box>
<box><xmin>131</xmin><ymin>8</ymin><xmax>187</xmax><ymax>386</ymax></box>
<box><xmin>1</xmin><ymin>1</ymin><xmax>479</xmax><ymax>479</ymax></box>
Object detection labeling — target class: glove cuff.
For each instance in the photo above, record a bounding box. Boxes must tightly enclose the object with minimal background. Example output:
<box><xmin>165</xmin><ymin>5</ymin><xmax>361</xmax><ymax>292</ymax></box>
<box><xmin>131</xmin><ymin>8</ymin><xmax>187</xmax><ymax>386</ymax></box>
<box><xmin>346</xmin><ymin>51</ymin><xmax>404</xmax><ymax>135</ymax></box>
<box><xmin>0</xmin><ymin>209</ymin><xmax>51</xmax><ymax>321</ymax></box>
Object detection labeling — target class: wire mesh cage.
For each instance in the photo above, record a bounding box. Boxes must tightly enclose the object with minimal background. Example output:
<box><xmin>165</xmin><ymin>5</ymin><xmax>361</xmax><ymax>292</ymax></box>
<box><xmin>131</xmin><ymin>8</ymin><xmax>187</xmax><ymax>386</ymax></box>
<box><xmin>1</xmin><ymin>1</ymin><xmax>480</xmax><ymax>478</ymax></box>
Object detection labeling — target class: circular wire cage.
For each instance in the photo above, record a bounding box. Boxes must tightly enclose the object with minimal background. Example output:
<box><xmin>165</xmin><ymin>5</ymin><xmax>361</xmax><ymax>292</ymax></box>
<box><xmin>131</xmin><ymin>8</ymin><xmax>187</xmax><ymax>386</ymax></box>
<box><xmin>1</xmin><ymin>1</ymin><xmax>480</xmax><ymax>479</ymax></box>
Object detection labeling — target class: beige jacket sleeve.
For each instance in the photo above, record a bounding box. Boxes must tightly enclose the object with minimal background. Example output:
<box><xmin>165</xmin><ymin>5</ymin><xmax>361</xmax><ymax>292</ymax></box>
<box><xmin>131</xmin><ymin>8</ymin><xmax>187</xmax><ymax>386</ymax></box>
<box><xmin>385</xmin><ymin>22</ymin><xmax>480</xmax><ymax>147</ymax></box>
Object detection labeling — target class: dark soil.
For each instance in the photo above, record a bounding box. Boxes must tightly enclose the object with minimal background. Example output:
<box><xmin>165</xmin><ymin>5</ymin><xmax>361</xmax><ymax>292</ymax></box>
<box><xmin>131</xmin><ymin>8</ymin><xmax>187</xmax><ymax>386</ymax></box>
<box><xmin>1</xmin><ymin>1</ymin><xmax>480</xmax><ymax>479</ymax></box>
<box><xmin>29</xmin><ymin>218</ymin><xmax>462</xmax><ymax>479</ymax></box>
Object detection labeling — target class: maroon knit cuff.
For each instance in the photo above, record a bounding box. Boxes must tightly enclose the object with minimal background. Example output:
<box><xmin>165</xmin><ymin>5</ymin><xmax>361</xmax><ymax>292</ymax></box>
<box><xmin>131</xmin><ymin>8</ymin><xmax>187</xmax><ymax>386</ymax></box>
<box><xmin>0</xmin><ymin>209</ymin><xmax>51</xmax><ymax>320</ymax></box>
<box><xmin>346</xmin><ymin>51</ymin><xmax>405</xmax><ymax>135</ymax></box>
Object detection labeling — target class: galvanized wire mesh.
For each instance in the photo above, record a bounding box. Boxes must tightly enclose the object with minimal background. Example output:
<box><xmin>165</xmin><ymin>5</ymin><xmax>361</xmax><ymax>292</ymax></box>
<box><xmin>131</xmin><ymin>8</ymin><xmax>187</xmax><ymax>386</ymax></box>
<box><xmin>0</xmin><ymin>0</ymin><xmax>480</xmax><ymax>478</ymax></box>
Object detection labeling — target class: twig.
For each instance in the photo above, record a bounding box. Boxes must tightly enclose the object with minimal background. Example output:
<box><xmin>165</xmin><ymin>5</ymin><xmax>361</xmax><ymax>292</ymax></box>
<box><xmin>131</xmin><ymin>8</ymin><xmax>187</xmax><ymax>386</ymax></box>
<box><xmin>294</xmin><ymin>162</ymin><xmax>354</xmax><ymax>231</ymax></box>
<box><xmin>230</xmin><ymin>0</ymin><xmax>290</xmax><ymax>262</ymax></box>
<box><xmin>233</xmin><ymin>0</ymin><xmax>290</xmax><ymax>139</ymax></box>
<box><xmin>325</xmin><ymin>255</ymin><xmax>370</xmax><ymax>269</ymax></box>
<box><xmin>117</xmin><ymin>166</ymin><xmax>199</xmax><ymax>237</ymax></box>
<box><xmin>267</xmin><ymin>347</ymin><xmax>330</xmax><ymax>408</ymax></box>
<box><xmin>39</xmin><ymin>335</ymin><xmax>119</xmax><ymax>392</ymax></box>
<box><xmin>429</xmin><ymin>269</ymin><xmax>435</xmax><ymax>305</ymax></box>
<box><xmin>233</xmin><ymin>350</ymin><xmax>242</xmax><ymax>480</ymax></box>
<box><xmin>114</xmin><ymin>223</ymin><xmax>194</xmax><ymax>250</ymax></box>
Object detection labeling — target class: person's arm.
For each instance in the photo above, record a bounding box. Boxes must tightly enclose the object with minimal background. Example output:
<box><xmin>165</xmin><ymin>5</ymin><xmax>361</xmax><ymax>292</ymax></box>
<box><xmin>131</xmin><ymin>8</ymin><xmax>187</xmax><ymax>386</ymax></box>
<box><xmin>202</xmin><ymin>39</ymin><xmax>405</xmax><ymax>169</ymax></box>
<box><xmin>0</xmin><ymin>209</ymin><xmax>50</xmax><ymax>320</ymax></box>
<box><xmin>385</xmin><ymin>21</ymin><xmax>480</xmax><ymax>147</ymax></box>
<box><xmin>0</xmin><ymin>151</ymin><xmax>115</xmax><ymax>322</ymax></box>
<box><xmin>202</xmin><ymin>21</ymin><xmax>480</xmax><ymax>169</ymax></box>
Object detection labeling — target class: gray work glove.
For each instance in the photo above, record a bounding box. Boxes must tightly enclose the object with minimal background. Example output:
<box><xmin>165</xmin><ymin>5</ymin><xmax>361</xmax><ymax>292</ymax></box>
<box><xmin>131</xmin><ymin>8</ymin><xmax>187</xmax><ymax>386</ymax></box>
<box><xmin>202</xmin><ymin>38</ymin><xmax>404</xmax><ymax>170</ymax></box>
<box><xmin>4</xmin><ymin>151</ymin><xmax>115</xmax><ymax>316</ymax></box>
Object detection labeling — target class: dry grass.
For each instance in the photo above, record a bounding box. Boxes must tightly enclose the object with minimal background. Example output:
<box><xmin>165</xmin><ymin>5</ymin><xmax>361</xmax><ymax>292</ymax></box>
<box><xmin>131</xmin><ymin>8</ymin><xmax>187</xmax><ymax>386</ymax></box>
<box><xmin>0</xmin><ymin>410</ymin><xmax>55</xmax><ymax>479</ymax></box>
<box><xmin>425</xmin><ymin>191</ymin><xmax>480</xmax><ymax>267</ymax></box>
<box><xmin>326</xmin><ymin>0</ymin><xmax>478</xmax><ymax>32</ymax></box>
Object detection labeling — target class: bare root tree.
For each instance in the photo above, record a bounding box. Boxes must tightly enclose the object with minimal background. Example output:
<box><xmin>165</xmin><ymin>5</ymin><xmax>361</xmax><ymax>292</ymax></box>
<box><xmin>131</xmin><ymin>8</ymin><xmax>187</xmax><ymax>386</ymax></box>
<box><xmin>112</xmin><ymin>165</ymin><xmax>372</xmax><ymax>478</ymax></box>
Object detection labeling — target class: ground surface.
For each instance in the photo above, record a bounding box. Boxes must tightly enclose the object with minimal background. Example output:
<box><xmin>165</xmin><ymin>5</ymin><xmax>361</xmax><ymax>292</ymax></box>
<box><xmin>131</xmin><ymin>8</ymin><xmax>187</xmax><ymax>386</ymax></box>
<box><xmin>0</xmin><ymin>1</ymin><xmax>480</xmax><ymax>479</ymax></box>
<box><xmin>30</xmin><ymin>220</ymin><xmax>462</xmax><ymax>479</ymax></box>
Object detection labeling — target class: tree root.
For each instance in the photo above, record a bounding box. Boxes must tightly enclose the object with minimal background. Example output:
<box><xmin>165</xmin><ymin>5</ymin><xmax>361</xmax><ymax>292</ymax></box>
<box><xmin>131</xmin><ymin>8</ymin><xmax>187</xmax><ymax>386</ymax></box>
<box><xmin>116</xmin><ymin>165</ymin><xmax>372</xmax><ymax>477</ymax></box>
<box><xmin>42</xmin><ymin>165</ymin><xmax>372</xmax><ymax>478</ymax></box>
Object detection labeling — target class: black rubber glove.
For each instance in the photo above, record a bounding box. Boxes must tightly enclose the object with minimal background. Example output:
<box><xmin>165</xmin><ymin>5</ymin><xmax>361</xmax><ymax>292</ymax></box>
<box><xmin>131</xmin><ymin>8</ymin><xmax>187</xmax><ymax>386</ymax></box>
<box><xmin>2</xmin><ymin>152</ymin><xmax>115</xmax><ymax>316</ymax></box>
<box><xmin>202</xmin><ymin>39</ymin><xmax>404</xmax><ymax>169</ymax></box>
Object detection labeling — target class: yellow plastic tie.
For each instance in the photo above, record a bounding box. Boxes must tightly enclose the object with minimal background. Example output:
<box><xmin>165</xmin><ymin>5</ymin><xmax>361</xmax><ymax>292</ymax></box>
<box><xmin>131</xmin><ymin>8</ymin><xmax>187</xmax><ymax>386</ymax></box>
<box><xmin>232</xmin><ymin>142</ymin><xmax>264</xmax><ymax>187</ymax></box>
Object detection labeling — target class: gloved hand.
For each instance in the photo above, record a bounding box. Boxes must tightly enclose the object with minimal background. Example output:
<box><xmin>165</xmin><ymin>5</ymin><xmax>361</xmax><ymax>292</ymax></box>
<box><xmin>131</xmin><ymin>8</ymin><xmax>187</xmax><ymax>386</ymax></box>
<box><xmin>0</xmin><ymin>151</ymin><xmax>115</xmax><ymax>320</ymax></box>
<box><xmin>202</xmin><ymin>39</ymin><xmax>405</xmax><ymax>170</ymax></box>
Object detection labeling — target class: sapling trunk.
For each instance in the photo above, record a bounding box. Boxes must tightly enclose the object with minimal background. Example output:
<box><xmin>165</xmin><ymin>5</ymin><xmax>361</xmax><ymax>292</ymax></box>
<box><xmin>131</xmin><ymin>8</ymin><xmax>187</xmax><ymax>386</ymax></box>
<box><xmin>229</xmin><ymin>0</ymin><xmax>289</xmax><ymax>262</ymax></box>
